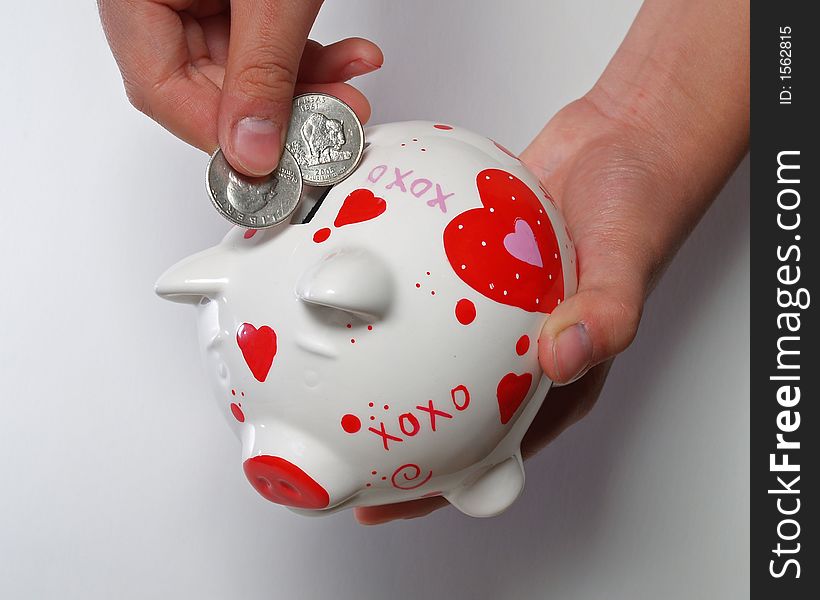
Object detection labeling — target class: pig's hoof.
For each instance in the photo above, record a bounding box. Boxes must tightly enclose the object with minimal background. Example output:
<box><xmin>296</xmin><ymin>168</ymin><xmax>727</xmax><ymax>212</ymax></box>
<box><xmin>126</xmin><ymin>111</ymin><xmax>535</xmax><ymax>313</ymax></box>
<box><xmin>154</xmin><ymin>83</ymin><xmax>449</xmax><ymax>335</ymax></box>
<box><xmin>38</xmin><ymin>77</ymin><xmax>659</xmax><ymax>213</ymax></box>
<box><xmin>445</xmin><ymin>453</ymin><xmax>525</xmax><ymax>517</ymax></box>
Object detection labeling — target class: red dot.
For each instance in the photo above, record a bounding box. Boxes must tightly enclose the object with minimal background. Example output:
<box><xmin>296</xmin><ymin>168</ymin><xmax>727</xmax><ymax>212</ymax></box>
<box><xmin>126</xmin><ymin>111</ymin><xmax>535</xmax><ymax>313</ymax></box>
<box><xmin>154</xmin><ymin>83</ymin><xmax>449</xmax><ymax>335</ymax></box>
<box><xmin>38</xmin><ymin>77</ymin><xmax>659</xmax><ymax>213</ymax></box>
<box><xmin>351</xmin><ymin>338</ymin><xmax>356</xmax><ymax>344</ymax></box>
<box><xmin>371</xmin><ymin>470</ymin><xmax>377</xmax><ymax>475</ymax></box>
<box><xmin>366</xmin><ymin>483</ymin><xmax>372</xmax><ymax>487</ymax></box>
<box><xmin>346</xmin><ymin>323</ymin><xmax>352</xmax><ymax>328</ymax></box>
<box><xmin>368</xmin><ymin>402</ymin><xmax>374</xmax><ymax>408</ymax></box>
<box><xmin>370</xmin><ymin>416</ymin><xmax>375</xmax><ymax>421</ymax></box>
<box><xmin>243</xmin><ymin>229</ymin><xmax>258</xmax><ymax>239</ymax></box>
<box><xmin>231</xmin><ymin>389</ymin><xmax>236</xmax><ymax>396</ymax></box>
<box><xmin>434</xmin><ymin>124</ymin><xmax>453</xmax><ymax>130</ymax></box>
<box><xmin>516</xmin><ymin>335</ymin><xmax>531</xmax><ymax>356</ymax></box>
<box><xmin>381</xmin><ymin>476</ymin><xmax>387</xmax><ymax>481</ymax></box>
<box><xmin>230</xmin><ymin>403</ymin><xmax>245</xmax><ymax>423</ymax></box>
<box><xmin>426</xmin><ymin>271</ymin><xmax>431</xmax><ymax>275</ymax></box>
<box><xmin>455</xmin><ymin>298</ymin><xmax>476</xmax><ymax>325</ymax></box>
<box><xmin>341</xmin><ymin>414</ymin><xmax>361</xmax><ymax>434</ymax></box>
<box><xmin>431</xmin><ymin>290</ymin><xmax>436</xmax><ymax>296</ymax></box>
<box><xmin>240</xmin><ymin>391</ymin><xmax>244</xmax><ymax>397</ymax></box>
<box><xmin>383</xmin><ymin>404</ymin><xmax>389</xmax><ymax>410</ymax></box>
<box><xmin>313</xmin><ymin>227</ymin><xmax>331</xmax><ymax>243</ymax></box>
<box><xmin>367</xmin><ymin>325</ymin><xmax>373</xmax><ymax>331</ymax></box>
<box><xmin>415</xmin><ymin>283</ymin><xmax>421</xmax><ymax>288</ymax></box>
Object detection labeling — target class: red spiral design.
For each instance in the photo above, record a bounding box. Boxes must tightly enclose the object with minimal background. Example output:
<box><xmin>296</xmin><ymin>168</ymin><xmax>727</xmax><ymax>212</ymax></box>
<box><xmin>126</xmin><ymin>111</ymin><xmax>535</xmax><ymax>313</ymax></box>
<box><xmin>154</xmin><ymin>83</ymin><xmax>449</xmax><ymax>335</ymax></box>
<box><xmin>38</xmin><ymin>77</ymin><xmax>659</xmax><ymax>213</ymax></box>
<box><xmin>391</xmin><ymin>464</ymin><xmax>433</xmax><ymax>490</ymax></box>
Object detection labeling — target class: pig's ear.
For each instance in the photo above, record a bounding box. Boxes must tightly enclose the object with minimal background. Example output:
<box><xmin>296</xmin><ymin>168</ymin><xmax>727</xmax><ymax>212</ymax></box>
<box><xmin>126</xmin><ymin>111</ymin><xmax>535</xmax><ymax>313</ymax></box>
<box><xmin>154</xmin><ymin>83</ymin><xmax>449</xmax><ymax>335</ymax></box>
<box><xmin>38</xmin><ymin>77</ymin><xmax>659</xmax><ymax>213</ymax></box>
<box><xmin>444</xmin><ymin>453</ymin><xmax>525</xmax><ymax>517</ymax></box>
<box><xmin>295</xmin><ymin>248</ymin><xmax>394</xmax><ymax>321</ymax></box>
<box><xmin>155</xmin><ymin>246</ymin><xmax>231</xmax><ymax>304</ymax></box>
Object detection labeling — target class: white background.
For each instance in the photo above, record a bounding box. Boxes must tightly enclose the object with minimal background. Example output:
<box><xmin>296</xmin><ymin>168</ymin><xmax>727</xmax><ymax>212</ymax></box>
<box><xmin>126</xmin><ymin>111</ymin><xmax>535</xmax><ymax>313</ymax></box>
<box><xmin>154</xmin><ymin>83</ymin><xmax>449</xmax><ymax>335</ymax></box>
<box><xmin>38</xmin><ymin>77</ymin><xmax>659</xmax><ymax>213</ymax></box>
<box><xmin>0</xmin><ymin>1</ymin><xmax>748</xmax><ymax>598</ymax></box>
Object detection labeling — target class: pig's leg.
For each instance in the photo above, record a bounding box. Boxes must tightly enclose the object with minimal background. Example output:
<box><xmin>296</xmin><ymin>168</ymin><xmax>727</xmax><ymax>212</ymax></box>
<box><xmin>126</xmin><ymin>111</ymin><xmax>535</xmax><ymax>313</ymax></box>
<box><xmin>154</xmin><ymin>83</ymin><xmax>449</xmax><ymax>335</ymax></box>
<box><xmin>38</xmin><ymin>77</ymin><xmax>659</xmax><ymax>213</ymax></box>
<box><xmin>444</xmin><ymin>453</ymin><xmax>525</xmax><ymax>518</ymax></box>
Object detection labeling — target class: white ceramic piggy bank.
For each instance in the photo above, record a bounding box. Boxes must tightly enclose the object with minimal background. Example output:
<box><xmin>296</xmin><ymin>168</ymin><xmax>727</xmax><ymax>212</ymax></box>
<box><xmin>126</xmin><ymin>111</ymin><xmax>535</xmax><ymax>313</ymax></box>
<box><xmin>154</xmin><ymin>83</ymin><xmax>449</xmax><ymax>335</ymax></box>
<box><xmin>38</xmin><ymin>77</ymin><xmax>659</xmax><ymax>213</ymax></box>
<box><xmin>156</xmin><ymin>121</ymin><xmax>577</xmax><ymax>517</ymax></box>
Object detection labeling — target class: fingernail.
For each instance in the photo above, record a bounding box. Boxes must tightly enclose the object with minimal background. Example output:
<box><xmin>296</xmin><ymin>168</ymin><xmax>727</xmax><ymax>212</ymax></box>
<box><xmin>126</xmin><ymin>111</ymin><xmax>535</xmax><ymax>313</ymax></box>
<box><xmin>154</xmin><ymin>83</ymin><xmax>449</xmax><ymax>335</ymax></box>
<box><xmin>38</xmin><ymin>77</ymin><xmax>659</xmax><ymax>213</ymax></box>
<box><xmin>553</xmin><ymin>323</ymin><xmax>592</xmax><ymax>383</ymax></box>
<box><xmin>231</xmin><ymin>117</ymin><xmax>281</xmax><ymax>176</ymax></box>
<box><xmin>340</xmin><ymin>59</ymin><xmax>381</xmax><ymax>80</ymax></box>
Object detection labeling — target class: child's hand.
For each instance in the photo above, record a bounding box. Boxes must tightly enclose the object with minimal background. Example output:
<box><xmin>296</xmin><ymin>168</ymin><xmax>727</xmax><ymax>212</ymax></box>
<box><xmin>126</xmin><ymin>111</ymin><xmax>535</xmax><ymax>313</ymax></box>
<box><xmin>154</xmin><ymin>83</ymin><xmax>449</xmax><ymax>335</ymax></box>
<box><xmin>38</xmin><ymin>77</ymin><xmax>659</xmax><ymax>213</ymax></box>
<box><xmin>99</xmin><ymin>0</ymin><xmax>382</xmax><ymax>176</ymax></box>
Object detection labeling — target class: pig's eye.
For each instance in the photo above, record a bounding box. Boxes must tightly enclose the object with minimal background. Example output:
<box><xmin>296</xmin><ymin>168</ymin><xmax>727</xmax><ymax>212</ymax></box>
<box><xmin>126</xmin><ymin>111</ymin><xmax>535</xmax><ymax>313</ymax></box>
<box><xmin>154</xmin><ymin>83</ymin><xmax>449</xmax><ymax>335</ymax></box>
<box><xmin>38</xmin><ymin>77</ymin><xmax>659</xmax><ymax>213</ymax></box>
<box><xmin>291</xmin><ymin>185</ymin><xmax>334</xmax><ymax>224</ymax></box>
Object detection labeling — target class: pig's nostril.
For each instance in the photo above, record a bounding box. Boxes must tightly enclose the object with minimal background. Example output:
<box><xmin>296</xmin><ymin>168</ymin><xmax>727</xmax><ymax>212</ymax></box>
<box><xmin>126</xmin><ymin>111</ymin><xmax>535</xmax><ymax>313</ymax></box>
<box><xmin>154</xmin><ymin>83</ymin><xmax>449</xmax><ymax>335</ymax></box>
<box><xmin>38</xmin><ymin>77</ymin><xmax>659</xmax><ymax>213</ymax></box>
<box><xmin>256</xmin><ymin>476</ymin><xmax>274</xmax><ymax>492</ymax></box>
<box><xmin>255</xmin><ymin>476</ymin><xmax>299</xmax><ymax>499</ymax></box>
<box><xmin>277</xmin><ymin>479</ymin><xmax>298</xmax><ymax>495</ymax></box>
<box><xmin>243</xmin><ymin>455</ymin><xmax>330</xmax><ymax>509</ymax></box>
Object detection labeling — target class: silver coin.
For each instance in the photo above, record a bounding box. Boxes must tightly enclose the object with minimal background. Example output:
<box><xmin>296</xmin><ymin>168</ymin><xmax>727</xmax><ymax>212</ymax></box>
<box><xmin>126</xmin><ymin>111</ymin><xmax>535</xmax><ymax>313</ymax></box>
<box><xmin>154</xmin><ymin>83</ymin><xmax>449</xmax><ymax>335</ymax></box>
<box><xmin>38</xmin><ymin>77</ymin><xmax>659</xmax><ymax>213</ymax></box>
<box><xmin>286</xmin><ymin>93</ymin><xmax>364</xmax><ymax>186</ymax></box>
<box><xmin>207</xmin><ymin>147</ymin><xmax>303</xmax><ymax>229</ymax></box>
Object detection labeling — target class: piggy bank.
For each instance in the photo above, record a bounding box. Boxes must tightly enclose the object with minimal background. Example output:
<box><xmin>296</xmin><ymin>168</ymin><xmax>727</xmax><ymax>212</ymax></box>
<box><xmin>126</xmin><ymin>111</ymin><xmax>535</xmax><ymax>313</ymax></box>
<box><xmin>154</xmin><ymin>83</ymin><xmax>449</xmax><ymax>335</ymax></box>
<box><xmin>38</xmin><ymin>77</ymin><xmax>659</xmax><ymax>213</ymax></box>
<box><xmin>156</xmin><ymin>121</ymin><xmax>577</xmax><ymax>517</ymax></box>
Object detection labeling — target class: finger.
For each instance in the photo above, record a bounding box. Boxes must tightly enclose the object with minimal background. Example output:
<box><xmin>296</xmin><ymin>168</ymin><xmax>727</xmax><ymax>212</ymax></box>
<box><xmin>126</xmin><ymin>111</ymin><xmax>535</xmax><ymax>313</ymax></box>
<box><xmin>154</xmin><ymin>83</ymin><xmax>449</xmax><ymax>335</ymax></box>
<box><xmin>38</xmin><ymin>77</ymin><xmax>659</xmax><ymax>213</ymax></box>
<box><xmin>521</xmin><ymin>361</ymin><xmax>612</xmax><ymax>458</ymax></box>
<box><xmin>537</xmin><ymin>266</ymin><xmax>644</xmax><ymax>385</ymax></box>
<box><xmin>354</xmin><ymin>496</ymin><xmax>449</xmax><ymax>526</ymax></box>
<box><xmin>197</xmin><ymin>11</ymin><xmax>231</xmax><ymax>65</ymax></box>
<box><xmin>293</xmin><ymin>81</ymin><xmax>373</xmax><ymax>124</ymax></box>
<box><xmin>536</xmin><ymin>235</ymin><xmax>647</xmax><ymax>384</ymax></box>
<box><xmin>184</xmin><ymin>0</ymin><xmax>230</xmax><ymax>18</ymax></box>
<box><xmin>99</xmin><ymin>0</ymin><xmax>221</xmax><ymax>151</ymax></box>
<box><xmin>298</xmin><ymin>38</ymin><xmax>383</xmax><ymax>83</ymax></box>
<box><xmin>186</xmin><ymin>38</ymin><xmax>382</xmax><ymax>98</ymax></box>
<box><xmin>179</xmin><ymin>12</ymin><xmax>210</xmax><ymax>66</ymax></box>
<box><xmin>218</xmin><ymin>0</ymin><xmax>323</xmax><ymax>176</ymax></box>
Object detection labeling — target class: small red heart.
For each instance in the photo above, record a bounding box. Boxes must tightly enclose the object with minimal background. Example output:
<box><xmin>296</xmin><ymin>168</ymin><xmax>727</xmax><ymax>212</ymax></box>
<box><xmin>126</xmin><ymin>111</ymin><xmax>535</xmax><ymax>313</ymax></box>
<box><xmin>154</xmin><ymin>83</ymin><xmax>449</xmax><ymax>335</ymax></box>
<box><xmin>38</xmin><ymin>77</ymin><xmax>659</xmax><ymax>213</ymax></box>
<box><xmin>334</xmin><ymin>188</ymin><xmax>387</xmax><ymax>227</ymax></box>
<box><xmin>237</xmin><ymin>323</ymin><xmax>277</xmax><ymax>382</ymax></box>
<box><xmin>497</xmin><ymin>372</ymin><xmax>533</xmax><ymax>424</ymax></box>
<box><xmin>443</xmin><ymin>169</ymin><xmax>563</xmax><ymax>313</ymax></box>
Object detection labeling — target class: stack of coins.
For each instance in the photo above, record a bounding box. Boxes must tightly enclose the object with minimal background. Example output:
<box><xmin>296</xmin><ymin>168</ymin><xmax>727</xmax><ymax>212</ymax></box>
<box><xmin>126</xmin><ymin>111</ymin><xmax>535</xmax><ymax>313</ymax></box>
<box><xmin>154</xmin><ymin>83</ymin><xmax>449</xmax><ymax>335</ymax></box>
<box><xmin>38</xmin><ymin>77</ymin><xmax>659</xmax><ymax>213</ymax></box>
<box><xmin>207</xmin><ymin>93</ymin><xmax>365</xmax><ymax>229</ymax></box>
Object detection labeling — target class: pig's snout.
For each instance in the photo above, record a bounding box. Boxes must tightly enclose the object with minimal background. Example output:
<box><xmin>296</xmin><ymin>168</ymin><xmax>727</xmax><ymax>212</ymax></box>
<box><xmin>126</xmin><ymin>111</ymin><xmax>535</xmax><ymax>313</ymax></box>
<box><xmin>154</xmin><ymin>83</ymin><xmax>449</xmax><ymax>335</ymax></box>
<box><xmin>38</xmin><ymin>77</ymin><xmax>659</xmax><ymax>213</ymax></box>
<box><xmin>243</xmin><ymin>455</ymin><xmax>330</xmax><ymax>509</ymax></box>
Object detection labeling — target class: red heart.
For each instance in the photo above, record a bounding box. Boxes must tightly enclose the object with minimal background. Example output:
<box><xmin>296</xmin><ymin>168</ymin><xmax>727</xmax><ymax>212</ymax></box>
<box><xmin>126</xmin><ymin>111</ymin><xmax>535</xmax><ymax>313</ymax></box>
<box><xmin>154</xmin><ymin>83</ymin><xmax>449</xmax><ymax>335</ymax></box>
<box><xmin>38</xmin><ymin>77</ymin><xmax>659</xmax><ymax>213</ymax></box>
<box><xmin>443</xmin><ymin>169</ymin><xmax>563</xmax><ymax>313</ymax></box>
<box><xmin>334</xmin><ymin>188</ymin><xmax>387</xmax><ymax>227</ymax></box>
<box><xmin>236</xmin><ymin>323</ymin><xmax>277</xmax><ymax>382</ymax></box>
<box><xmin>496</xmin><ymin>372</ymin><xmax>533</xmax><ymax>424</ymax></box>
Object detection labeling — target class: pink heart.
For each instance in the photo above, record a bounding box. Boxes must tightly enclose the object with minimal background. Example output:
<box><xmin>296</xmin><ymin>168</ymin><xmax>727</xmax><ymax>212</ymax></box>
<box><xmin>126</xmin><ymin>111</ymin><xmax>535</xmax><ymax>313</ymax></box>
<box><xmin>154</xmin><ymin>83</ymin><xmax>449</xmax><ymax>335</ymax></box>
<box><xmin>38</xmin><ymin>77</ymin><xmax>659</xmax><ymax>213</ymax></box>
<box><xmin>503</xmin><ymin>219</ymin><xmax>542</xmax><ymax>268</ymax></box>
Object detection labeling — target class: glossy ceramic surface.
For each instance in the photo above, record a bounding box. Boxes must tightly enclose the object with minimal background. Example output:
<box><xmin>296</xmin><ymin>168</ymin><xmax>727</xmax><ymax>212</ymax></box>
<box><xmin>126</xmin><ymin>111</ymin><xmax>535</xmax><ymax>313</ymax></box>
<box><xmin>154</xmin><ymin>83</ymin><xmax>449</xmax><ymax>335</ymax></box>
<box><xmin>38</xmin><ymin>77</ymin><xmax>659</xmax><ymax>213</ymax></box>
<box><xmin>156</xmin><ymin>121</ymin><xmax>577</xmax><ymax>517</ymax></box>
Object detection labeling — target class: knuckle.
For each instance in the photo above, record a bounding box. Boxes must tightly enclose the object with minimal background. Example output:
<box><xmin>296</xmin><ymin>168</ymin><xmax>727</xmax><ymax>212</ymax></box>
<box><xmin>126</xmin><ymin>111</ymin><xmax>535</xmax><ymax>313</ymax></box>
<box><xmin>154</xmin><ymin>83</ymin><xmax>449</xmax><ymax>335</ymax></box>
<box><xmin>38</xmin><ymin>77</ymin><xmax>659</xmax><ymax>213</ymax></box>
<box><xmin>232</xmin><ymin>51</ymin><xmax>298</xmax><ymax>102</ymax></box>
<box><xmin>122</xmin><ymin>65</ymin><xmax>189</xmax><ymax>122</ymax></box>
<box><xmin>123</xmin><ymin>78</ymin><xmax>147</xmax><ymax>113</ymax></box>
<box><xmin>122</xmin><ymin>72</ymin><xmax>170</xmax><ymax>122</ymax></box>
<box><xmin>613</xmin><ymin>298</ymin><xmax>642</xmax><ymax>345</ymax></box>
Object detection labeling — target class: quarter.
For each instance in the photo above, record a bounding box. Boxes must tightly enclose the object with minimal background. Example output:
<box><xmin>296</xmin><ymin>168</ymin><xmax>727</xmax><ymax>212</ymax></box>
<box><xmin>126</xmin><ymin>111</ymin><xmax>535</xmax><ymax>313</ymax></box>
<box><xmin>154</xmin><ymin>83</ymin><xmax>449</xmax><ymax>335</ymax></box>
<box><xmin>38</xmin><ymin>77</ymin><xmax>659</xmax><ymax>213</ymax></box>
<box><xmin>207</xmin><ymin>147</ymin><xmax>303</xmax><ymax>229</ymax></box>
<box><xmin>286</xmin><ymin>93</ymin><xmax>364</xmax><ymax>186</ymax></box>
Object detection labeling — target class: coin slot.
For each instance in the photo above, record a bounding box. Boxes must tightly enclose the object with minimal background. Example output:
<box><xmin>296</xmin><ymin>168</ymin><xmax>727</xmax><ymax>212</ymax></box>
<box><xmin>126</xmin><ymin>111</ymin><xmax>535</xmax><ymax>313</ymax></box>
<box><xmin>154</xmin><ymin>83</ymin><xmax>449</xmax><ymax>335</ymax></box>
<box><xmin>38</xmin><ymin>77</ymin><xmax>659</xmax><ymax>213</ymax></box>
<box><xmin>291</xmin><ymin>184</ymin><xmax>334</xmax><ymax>224</ymax></box>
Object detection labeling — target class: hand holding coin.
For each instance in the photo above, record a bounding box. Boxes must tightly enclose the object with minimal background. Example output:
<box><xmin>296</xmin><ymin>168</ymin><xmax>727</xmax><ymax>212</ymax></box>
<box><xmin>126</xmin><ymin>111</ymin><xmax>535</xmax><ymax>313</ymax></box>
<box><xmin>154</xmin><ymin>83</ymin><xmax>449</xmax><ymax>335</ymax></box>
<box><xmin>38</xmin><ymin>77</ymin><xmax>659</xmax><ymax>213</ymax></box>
<box><xmin>207</xmin><ymin>94</ymin><xmax>364</xmax><ymax>228</ymax></box>
<box><xmin>99</xmin><ymin>0</ymin><xmax>381</xmax><ymax>177</ymax></box>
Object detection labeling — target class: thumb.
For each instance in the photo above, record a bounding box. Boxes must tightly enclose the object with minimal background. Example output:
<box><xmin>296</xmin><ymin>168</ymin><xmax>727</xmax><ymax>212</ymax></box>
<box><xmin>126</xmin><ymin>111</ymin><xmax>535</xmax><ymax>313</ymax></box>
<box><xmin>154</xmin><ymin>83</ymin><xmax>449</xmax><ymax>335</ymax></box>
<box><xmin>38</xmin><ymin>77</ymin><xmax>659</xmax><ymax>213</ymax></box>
<box><xmin>218</xmin><ymin>0</ymin><xmax>323</xmax><ymax>176</ymax></box>
<box><xmin>538</xmin><ymin>254</ymin><xmax>645</xmax><ymax>384</ymax></box>
<box><xmin>534</xmin><ymin>160</ymin><xmax>656</xmax><ymax>384</ymax></box>
<box><xmin>523</xmin><ymin>110</ymin><xmax>664</xmax><ymax>385</ymax></box>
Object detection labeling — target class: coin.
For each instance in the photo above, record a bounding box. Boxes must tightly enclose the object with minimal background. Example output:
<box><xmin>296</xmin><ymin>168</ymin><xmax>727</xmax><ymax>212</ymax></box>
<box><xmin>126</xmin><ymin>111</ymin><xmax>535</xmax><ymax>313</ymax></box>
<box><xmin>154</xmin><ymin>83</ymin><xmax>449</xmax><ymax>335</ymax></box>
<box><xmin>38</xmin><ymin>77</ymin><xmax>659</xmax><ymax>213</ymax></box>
<box><xmin>207</xmin><ymin>147</ymin><xmax>303</xmax><ymax>228</ymax></box>
<box><xmin>286</xmin><ymin>93</ymin><xmax>364</xmax><ymax>186</ymax></box>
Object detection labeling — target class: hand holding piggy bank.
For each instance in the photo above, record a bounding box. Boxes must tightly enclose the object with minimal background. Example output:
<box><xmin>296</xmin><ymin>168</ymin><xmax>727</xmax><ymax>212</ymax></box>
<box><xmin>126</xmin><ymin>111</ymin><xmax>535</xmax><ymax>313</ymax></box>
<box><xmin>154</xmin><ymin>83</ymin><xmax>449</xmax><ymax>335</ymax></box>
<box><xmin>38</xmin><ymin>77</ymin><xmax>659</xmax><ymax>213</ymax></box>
<box><xmin>156</xmin><ymin>121</ymin><xmax>577</xmax><ymax>517</ymax></box>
